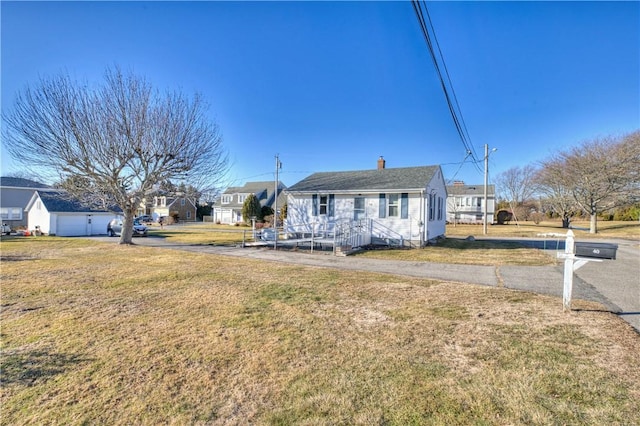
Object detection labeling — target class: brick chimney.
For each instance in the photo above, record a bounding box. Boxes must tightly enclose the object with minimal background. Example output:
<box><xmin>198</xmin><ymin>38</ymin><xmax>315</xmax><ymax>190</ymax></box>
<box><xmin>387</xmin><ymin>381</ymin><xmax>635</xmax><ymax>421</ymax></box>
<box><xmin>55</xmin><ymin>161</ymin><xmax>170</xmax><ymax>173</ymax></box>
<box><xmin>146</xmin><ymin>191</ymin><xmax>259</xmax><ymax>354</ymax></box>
<box><xmin>377</xmin><ymin>156</ymin><xmax>386</xmax><ymax>170</ymax></box>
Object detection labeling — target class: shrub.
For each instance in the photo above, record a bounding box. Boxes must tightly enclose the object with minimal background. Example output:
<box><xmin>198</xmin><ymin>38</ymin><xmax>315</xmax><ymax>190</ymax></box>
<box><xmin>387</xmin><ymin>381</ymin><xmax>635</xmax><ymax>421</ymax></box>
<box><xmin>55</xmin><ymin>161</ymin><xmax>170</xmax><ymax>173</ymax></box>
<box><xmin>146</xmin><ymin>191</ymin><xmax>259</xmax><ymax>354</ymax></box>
<box><xmin>530</xmin><ymin>212</ymin><xmax>545</xmax><ymax>224</ymax></box>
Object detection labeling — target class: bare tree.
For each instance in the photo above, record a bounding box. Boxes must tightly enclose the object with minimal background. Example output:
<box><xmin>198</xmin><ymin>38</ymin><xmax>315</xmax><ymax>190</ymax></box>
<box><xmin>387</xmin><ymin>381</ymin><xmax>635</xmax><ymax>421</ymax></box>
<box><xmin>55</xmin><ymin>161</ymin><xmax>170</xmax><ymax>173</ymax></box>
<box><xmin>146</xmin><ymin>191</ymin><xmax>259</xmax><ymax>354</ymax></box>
<box><xmin>495</xmin><ymin>165</ymin><xmax>538</xmax><ymax>220</ymax></box>
<box><xmin>496</xmin><ymin>165</ymin><xmax>538</xmax><ymax>204</ymax></box>
<box><xmin>535</xmin><ymin>158</ymin><xmax>577</xmax><ymax>228</ymax></box>
<box><xmin>537</xmin><ymin>131</ymin><xmax>640</xmax><ymax>233</ymax></box>
<box><xmin>2</xmin><ymin>66</ymin><xmax>228</xmax><ymax>243</ymax></box>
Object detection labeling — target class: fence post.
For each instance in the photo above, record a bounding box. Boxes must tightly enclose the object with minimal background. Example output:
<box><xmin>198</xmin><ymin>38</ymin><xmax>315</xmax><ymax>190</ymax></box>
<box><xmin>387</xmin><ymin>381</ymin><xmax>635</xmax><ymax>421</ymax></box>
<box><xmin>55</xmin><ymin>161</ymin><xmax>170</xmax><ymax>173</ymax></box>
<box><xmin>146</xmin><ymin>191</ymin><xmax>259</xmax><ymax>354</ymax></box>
<box><xmin>311</xmin><ymin>224</ymin><xmax>315</xmax><ymax>253</ymax></box>
<box><xmin>562</xmin><ymin>230</ymin><xmax>575</xmax><ymax>312</ymax></box>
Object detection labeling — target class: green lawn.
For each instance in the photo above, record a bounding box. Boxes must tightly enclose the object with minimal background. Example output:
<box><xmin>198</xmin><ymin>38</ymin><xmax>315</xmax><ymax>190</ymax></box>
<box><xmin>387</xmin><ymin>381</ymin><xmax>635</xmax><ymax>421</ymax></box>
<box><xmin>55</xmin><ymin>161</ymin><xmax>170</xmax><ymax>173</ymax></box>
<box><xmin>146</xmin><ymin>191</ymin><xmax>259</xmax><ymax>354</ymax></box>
<box><xmin>1</xmin><ymin>237</ymin><xmax>639</xmax><ymax>424</ymax></box>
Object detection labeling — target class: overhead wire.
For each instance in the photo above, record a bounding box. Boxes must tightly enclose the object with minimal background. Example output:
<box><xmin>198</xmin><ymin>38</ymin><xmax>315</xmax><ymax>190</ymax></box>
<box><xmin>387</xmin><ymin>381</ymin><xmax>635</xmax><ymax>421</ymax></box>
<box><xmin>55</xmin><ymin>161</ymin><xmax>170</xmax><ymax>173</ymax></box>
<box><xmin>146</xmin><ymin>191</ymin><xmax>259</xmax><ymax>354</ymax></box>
<box><xmin>411</xmin><ymin>0</ymin><xmax>482</xmax><ymax>173</ymax></box>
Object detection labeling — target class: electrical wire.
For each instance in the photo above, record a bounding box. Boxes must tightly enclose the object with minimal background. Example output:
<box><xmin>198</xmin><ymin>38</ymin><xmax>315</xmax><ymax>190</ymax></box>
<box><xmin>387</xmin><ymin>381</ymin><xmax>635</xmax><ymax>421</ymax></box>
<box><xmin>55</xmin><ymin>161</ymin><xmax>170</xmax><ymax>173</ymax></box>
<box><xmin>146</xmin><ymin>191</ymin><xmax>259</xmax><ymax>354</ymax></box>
<box><xmin>411</xmin><ymin>0</ymin><xmax>482</xmax><ymax>173</ymax></box>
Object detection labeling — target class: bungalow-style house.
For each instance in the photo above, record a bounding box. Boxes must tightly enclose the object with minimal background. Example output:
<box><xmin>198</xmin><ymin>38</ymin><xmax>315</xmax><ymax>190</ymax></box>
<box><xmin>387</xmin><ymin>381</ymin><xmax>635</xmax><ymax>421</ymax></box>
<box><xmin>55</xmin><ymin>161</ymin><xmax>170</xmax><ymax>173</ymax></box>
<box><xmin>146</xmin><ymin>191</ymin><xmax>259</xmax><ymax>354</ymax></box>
<box><xmin>212</xmin><ymin>181</ymin><xmax>287</xmax><ymax>225</ymax></box>
<box><xmin>284</xmin><ymin>157</ymin><xmax>447</xmax><ymax>247</ymax></box>
<box><xmin>0</xmin><ymin>177</ymin><xmax>55</xmax><ymax>229</ymax></box>
<box><xmin>25</xmin><ymin>191</ymin><xmax>118</xmax><ymax>236</ymax></box>
<box><xmin>446</xmin><ymin>181</ymin><xmax>496</xmax><ymax>225</ymax></box>
<box><xmin>151</xmin><ymin>195</ymin><xmax>197</xmax><ymax>223</ymax></box>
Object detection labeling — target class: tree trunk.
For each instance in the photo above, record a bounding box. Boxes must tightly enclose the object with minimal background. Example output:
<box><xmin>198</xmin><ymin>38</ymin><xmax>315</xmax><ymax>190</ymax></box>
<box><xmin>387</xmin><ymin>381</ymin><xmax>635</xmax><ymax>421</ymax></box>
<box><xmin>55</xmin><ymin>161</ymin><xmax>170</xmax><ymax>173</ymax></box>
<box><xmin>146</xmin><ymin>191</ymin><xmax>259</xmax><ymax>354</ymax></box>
<box><xmin>589</xmin><ymin>213</ymin><xmax>598</xmax><ymax>234</ymax></box>
<box><xmin>119</xmin><ymin>208</ymin><xmax>136</xmax><ymax>244</ymax></box>
<box><xmin>562</xmin><ymin>215</ymin><xmax>570</xmax><ymax>228</ymax></box>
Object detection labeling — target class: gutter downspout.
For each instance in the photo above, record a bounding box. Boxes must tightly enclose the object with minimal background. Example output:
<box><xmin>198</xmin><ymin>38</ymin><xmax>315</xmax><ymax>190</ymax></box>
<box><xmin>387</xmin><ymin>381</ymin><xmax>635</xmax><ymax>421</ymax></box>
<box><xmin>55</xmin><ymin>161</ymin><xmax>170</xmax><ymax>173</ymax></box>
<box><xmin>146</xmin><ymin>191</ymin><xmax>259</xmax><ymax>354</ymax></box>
<box><xmin>420</xmin><ymin>189</ymin><xmax>425</xmax><ymax>247</ymax></box>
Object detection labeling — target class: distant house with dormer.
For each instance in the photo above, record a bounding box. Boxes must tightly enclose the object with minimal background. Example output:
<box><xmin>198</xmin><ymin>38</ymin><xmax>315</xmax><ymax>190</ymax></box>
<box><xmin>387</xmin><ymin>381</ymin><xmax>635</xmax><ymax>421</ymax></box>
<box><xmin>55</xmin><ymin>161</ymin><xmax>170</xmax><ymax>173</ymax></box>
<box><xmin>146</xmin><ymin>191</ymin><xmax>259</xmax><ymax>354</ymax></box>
<box><xmin>151</xmin><ymin>195</ymin><xmax>197</xmax><ymax>223</ymax></box>
<box><xmin>212</xmin><ymin>181</ymin><xmax>287</xmax><ymax>224</ymax></box>
<box><xmin>446</xmin><ymin>181</ymin><xmax>496</xmax><ymax>225</ymax></box>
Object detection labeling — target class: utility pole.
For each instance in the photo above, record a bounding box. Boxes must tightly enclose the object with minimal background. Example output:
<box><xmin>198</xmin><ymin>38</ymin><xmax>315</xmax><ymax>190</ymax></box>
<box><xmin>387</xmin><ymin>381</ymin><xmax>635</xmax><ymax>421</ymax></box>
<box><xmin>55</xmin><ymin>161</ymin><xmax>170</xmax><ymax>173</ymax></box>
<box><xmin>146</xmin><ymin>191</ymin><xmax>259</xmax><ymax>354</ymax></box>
<box><xmin>483</xmin><ymin>144</ymin><xmax>488</xmax><ymax>235</ymax></box>
<box><xmin>274</xmin><ymin>155</ymin><xmax>281</xmax><ymax>250</ymax></box>
<box><xmin>483</xmin><ymin>144</ymin><xmax>497</xmax><ymax>235</ymax></box>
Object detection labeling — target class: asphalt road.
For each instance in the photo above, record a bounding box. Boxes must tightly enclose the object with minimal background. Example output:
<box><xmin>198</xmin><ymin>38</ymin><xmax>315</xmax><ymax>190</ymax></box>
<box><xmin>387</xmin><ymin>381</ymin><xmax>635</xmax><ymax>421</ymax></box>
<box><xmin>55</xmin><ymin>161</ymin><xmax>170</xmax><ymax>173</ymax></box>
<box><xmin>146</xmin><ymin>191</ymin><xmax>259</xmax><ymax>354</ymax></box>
<box><xmin>92</xmin><ymin>234</ymin><xmax>640</xmax><ymax>333</ymax></box>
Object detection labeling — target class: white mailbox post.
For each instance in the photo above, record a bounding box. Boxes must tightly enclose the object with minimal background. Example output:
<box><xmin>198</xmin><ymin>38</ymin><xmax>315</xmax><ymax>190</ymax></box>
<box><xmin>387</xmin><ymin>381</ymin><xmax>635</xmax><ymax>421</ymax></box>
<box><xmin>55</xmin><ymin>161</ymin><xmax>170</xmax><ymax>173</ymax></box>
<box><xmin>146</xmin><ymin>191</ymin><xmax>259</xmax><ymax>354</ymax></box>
<box><xmin>557</xmin><ymin>230</ymin><xmax>617</xmax><ymax>312</ymax></box>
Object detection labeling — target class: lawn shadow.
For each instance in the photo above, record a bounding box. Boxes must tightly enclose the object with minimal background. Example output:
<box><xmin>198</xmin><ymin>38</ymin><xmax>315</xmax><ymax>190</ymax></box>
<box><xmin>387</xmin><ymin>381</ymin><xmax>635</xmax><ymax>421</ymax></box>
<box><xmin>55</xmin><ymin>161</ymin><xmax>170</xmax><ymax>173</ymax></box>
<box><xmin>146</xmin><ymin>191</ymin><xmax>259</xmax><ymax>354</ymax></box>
<box><xmin>442</xmin><ymin>237</ymin><xmax>567</xmax><ymax>251</ymax></box>
<box><xmin>1</xmin><ymin>349</ymin><xmax>92</xmax><ymax>387</ymax></box>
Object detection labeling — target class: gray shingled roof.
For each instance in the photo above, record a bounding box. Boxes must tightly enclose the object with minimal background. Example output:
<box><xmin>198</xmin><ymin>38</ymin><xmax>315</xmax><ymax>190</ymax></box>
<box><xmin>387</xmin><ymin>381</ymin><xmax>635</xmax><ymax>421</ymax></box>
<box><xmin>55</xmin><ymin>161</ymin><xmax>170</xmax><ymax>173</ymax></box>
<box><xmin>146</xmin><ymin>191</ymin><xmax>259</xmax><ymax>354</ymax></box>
<box><xmin>220</xmin><ymin>181</ymin><xmax>286</xmax><ymax>208</ymax></box>
<box><xmin>224</xmin><ymin>181</ymin><xmax>276</xmax><ymax>195</ymax></box>
<box><xmin>1</xmin><ymin>177</ymin><xmax>51</xmax><ymax>189</ymax></box>
<box><xmin>287</xmin><ymin>165</ymin><xmax>440</xmax><ymax>193</ymax></box>
<box><xmin>446</xmin><ymin>184</ymin><xmax>495</xmax><ymax>196</ymax></box>
<box><xmin>37</xmin><ymin>191</ymin><xmax>119</xmax><ymax>213</ymax></box>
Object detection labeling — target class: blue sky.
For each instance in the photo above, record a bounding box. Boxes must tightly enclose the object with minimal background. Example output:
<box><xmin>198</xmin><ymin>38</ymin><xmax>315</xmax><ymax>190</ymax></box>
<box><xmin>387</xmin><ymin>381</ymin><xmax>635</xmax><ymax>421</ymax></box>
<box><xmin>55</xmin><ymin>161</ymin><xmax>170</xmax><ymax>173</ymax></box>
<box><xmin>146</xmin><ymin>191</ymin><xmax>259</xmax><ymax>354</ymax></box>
<box><xmin>2</xmin><ymin>1</ymin><xmax>638</xmax><ymax>188</ymax></box>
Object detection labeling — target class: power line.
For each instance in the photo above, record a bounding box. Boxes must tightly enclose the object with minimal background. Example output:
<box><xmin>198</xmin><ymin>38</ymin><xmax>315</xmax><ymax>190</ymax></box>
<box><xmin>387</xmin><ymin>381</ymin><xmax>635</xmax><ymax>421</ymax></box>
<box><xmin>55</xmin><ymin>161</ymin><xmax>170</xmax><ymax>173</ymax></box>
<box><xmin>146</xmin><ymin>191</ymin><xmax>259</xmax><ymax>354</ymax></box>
<box><xmin>411</xmin><ymin>0</ymin><xmax>482</xmax><ymax>173</ymax></box>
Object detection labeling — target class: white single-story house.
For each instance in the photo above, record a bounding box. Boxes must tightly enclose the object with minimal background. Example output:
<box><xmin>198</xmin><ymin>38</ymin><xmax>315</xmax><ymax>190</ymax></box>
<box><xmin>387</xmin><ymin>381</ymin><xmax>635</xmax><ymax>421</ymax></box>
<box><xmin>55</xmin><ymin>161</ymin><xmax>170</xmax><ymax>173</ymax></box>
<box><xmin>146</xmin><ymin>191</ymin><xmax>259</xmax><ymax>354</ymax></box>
<box><xmin>446</xmin><ymin>181</ymin><xmax>496</xmax><ymax>224</ymax></box>
<box><xmin>284</xmin><ymin>157</ymin><xmax>447</xmax><ymax>247</ymax></box>
<box><xmin>26</xmin><ymin>191</ymin><xmax>118</xmax><ymax>236</ymax></box>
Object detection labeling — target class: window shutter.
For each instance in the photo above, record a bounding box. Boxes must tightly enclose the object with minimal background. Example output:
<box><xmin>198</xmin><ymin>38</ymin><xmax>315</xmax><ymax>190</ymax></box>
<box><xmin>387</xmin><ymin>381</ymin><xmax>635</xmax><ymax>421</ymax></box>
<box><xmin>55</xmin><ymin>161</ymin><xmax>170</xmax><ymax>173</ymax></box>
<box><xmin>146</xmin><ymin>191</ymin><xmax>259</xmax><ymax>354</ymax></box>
<box><xmin>328</xmin><ymin>194</ymin><xmax>335</xmax><ymax>217</ymax></box>
<box><xmin>401</xmin><ymin>193</ymin><xmax>408</xmax><ymax>219</ymax></box>
<box><xmin>312</xmin><ymin>194</ymin><xmax>318</xmax><ymax>216</ymax></box>
<box><xmin>379</xmin><ymin>194</ymin><xmax>386</xmax><ymax>218</ymax></box>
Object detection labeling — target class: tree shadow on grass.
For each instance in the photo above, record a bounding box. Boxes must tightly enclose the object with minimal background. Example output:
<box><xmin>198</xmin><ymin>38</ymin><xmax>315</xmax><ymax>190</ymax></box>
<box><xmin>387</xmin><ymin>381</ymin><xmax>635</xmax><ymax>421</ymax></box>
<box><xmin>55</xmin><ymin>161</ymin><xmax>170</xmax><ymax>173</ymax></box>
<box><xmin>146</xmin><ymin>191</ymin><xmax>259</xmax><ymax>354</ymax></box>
<box><xmin>1</xmin><ymin>349</ymin><xmax>92</xmax><ymax>387</ymax></box>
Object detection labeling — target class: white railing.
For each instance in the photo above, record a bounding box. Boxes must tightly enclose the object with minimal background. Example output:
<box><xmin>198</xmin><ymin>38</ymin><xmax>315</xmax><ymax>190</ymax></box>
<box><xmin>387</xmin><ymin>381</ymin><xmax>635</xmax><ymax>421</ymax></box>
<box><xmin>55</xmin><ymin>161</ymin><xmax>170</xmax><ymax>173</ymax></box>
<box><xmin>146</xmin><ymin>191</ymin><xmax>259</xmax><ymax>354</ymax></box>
<box><xmin>333</xmin><ymin>219</ymin><xmax>371</xmax><ymax>252</ymax></box>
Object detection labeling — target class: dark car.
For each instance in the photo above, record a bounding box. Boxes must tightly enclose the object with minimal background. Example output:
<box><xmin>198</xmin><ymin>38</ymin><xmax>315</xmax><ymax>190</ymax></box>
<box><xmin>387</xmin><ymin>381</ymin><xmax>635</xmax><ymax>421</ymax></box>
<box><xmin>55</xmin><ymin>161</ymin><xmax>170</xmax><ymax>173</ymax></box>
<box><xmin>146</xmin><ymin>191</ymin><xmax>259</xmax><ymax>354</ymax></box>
<box><xmin>107</xmin><ymin>218</ymin><xmax>148</xmax><ymax>237</ymax></box>
<box><xmin>135</xmin><ymin>215</ymin><xmax>153</xmax><ymax>224</ymax></box>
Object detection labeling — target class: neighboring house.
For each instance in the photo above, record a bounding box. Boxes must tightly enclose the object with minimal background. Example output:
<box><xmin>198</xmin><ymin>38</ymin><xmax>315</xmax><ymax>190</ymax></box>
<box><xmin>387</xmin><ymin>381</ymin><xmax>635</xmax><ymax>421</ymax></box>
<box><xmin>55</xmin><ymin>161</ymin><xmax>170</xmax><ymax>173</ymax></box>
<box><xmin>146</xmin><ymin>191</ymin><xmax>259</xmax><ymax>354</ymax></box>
<box><xmin>212</xmin><ymin>181</ymin><xmax>287</xmax><ymax>224</ymax></box>
<box><xmin>285</xmin><ymin>157</ymin><xmax>447</xmax><ymax>247</ymax></box>
<box><xmin>0</xmin><ymin>177</ymin><xmax>55</xmax><ymax>229</ymax></box>
<box><xmin>151</xmin><ymin>195</ymin><xmax>197</xmax><ymax>223</ymax></box>
<box><xmin>446</xmin><ymin>181</ymin><xmax>496</xmax><ymax>225</ymax></box>
<box><xmin>25</xmin><ymin>191</ymin><xmax>118</xmax><ymax>236</ymax></box>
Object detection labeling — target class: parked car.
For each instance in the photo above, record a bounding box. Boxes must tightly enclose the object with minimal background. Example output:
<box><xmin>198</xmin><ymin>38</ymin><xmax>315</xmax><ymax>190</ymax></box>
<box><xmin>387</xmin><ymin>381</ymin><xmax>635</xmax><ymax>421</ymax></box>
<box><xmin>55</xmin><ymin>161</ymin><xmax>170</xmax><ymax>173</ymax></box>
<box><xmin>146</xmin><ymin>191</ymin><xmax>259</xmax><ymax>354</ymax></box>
<box><xmin>107</xmin><ymin>218</ymin><xmax>148</xmax><ymax>237</ymax></box>
<box><xmin>1</xmin><ymin>223</ymin><xmax>11</xmax><ymax>235</ymax></box>
<box><xmin>135</xmin><ymin>215</ymin><xmax>153</xmax><ymax>223</ymax></box>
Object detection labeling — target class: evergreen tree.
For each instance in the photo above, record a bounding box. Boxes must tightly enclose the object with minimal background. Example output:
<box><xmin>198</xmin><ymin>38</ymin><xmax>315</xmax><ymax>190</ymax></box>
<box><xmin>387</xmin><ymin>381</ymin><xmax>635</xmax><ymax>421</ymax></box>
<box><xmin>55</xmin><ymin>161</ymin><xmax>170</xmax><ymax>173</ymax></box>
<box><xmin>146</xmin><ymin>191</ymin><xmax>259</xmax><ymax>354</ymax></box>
<box><xmin>242</xmin><ymin>194</ymin><xmax>262</xmax><ymax>224</ymax></box>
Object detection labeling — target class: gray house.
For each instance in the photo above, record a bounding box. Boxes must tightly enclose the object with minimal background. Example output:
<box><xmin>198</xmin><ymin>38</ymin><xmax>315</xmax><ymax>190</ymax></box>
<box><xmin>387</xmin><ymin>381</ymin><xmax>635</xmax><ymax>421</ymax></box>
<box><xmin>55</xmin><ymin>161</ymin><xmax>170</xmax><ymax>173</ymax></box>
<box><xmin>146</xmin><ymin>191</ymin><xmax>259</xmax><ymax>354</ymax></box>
<box><xmin>446</xmin><ymin>181</ymin><xmax>496</xmax><ymax>225</ymax></box>
<box><xmin>285</xmin><ymin>157</ymin><xmax>447</xmax><ymax>247</ymax></box>
<box><xmin>0</xmin><ymin>177</ymin><xmax>55</xmax><ymax>229</ymax></box>
<box><xmin>26</xmin><ymin>190</ymin><xmax>119</xmax><ymax>236</ymax></box>
<box><xmin>212</xmin><ymin>181</ymin><xmax>287</xmax><ymax>224</ymax></box>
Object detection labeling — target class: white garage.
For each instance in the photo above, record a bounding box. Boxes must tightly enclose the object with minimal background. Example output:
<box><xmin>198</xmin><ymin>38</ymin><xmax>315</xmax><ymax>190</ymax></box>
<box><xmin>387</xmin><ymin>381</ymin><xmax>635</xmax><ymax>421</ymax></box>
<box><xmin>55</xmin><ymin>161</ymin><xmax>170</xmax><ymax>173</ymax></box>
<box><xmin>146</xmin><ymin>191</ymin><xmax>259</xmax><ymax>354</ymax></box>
<box><xmin>26</xmin><ymin>191</ymin><xmax>119</xmax><ymax>236</ymax></box>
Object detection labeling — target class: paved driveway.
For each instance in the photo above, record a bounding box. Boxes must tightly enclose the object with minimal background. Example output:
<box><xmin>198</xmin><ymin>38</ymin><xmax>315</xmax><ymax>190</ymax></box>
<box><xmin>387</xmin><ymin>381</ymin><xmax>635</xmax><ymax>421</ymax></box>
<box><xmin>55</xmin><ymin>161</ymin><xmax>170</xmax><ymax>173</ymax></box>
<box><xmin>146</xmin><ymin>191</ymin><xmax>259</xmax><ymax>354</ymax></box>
<box><xmin>91</xmin><ymin>234</ymin><xmax>640</xmax><ymax>333</ymax></box>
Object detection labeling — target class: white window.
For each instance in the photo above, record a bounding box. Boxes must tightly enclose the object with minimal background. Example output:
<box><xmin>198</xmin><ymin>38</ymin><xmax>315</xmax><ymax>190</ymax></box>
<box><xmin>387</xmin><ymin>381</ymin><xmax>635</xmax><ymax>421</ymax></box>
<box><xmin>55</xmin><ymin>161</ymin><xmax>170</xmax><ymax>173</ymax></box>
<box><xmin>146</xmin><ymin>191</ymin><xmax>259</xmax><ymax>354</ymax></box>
<box><xmin>354</xmin><ymin>197</ymin><xmax>365</xmax><ymax>220</ymax></box>
<box><xmin>187</xmin><ymin>211</ymin><xmax>191</xmax><ymax>219</ymax></box>
<box><xmin>181</xmin><ymin>198</ymin><xmax>186</xmax><ymax>206</ymax></box>
<box><xmin>388</xmin><ymin>194</ymin><xmax>399</xmax><ymax>217</ymax></box>
<box><xmin>1</xmin><ymin>207</ymin><xmax>23</xmax><ymax>220</ymax></box>
<box><xmin>238</xmin><ymin>194</ymin><xmax>246</xmax><ymax>203</ymax></box>
<box><xmin>437</xmin><ymin>197</ymin><xmax>443</xmax><ymax>220</ymax></box>
<box><xmin>429</xmin><ymin>193</ymin><xmax>435</xmax><ymax>221</ymax></box>
<box><xmin>319</xmin><ymin>195</ymin><xmax>328</xmax><ymax>215</ymax></box>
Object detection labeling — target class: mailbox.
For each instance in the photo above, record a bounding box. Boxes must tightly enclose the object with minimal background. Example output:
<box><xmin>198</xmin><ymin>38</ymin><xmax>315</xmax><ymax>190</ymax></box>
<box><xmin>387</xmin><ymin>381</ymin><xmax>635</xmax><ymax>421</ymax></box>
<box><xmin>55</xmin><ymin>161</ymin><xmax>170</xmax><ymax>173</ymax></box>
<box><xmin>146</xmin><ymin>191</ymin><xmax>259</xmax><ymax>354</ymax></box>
<box><xmin>574</xmin><ymin>241</ymin><xmax>618</xmax><ymax>260</ymax></box>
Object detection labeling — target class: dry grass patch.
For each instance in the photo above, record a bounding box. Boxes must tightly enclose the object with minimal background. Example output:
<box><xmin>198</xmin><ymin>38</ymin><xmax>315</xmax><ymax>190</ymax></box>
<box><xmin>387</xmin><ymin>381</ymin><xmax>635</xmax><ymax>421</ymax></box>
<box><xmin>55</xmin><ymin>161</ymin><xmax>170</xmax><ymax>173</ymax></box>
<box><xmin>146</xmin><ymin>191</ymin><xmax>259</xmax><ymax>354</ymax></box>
<box><xmin>1</xmin><ymin>237</ymin><xmax>639</xmax><ymax>425</ymax></box>
<box><xmin>447</xmin><ymin>220</ymin><xmax>640</xmax><ymax>240</ymax></box>
<box><xmin>149</xmin><ymin>223</ymin><xmax>252</xmax><ymax>245</ymax></box>
<box><xmin>357</xmin><ymin>239</ymin><xmax>557</xmax><ymax>266</ymax></box>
